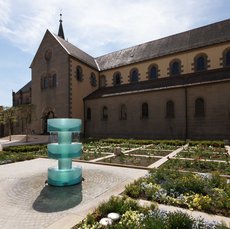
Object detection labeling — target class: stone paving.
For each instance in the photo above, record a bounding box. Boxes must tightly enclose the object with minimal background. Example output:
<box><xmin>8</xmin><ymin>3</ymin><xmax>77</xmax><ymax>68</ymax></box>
<box><xmin>0</xmin><ymin>158</ymin><xmax>147</xmax><ymax>229</ymax></box>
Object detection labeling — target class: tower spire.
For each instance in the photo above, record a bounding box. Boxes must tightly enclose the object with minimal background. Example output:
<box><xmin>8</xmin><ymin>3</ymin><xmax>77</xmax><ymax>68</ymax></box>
<box><xmin>58</xmin><ymin>12</ymin><xmax>65</xmax><ymax>40</ymax></box>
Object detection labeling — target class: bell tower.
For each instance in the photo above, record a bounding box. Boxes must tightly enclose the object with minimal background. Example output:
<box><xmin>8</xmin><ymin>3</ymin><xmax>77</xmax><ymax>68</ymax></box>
<box><xmin>58</xmin><ymin>13</ymin><xmax>65</xmax><ymax>40</ymax></box>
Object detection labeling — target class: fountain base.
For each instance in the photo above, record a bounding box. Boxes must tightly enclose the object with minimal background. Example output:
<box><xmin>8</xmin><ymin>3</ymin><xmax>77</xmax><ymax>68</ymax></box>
<box><xmin>48</xmin><ymin>166</ymin><xmax>82</xmax><ymax>186</ymax></box>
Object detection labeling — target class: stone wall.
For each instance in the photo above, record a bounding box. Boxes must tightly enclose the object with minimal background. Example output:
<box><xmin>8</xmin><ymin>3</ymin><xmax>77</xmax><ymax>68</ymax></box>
<box><xmin>84</xmin><ymin>81</ymin><xmax>230</xmax><ymax>140</ymax></box>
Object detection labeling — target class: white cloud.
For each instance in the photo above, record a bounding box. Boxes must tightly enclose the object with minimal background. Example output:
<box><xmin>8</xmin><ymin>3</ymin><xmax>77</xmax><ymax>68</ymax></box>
<box><xmin>0</xmin><ymin>0</ymin><xmax>229</xmax><ymax>107</ymax></box>
<box><xmin>0</xmin><ymin>0</ymin><xmax>11</xmax><ymax>27</ymax></box>
<box><xmin>0</xmin><ymin>0</ymin><xmax>229</xmax><ymax>56</ymax></box>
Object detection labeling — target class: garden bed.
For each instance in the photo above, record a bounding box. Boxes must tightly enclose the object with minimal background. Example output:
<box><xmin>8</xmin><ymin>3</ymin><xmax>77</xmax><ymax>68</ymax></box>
<box><xmin>80</xmin><ymin>152</ymin><xmax>111</xmax><ymax>161</ymax></box>
<box><xmin>176</xmin><ymin>150</ymin><xmax>229</xmax><ymax>161</ymax></box>
<box><xmin>124</xmin><ymin>169</ymin><xmax>230</xmax><ymax>217</ymax></box>
<box><xmin>128</xmin><ymin>149</ymin><xmax>172</xmax><ymax>157</ymax></box>
<box><xmin>176</xmin><ymin>143</ymin><xmax>228</xmax><ymax>161</ymax></box>
<box><xmin>74</xmin><ymin>196</ymin><xmax>228</xmax><ymax>228</ymax></box>
<box><xmin>99</xmin><ymin>154</ymin><xmax>160</xmax><ymax>167</ymax></box>
<box><xmin>160</xmin><ymin>158</ymin><xmax>230</xmax><ymax>175</ymax></box>
<box><xmin>145</xmin><ymin>144</ymin><xmax>179</xmax><ymax>151</ymax></box>
<box><xmin>83</xmin><ymin>141</ymin><xmax>142</xmax><ymax>154</ymax></box>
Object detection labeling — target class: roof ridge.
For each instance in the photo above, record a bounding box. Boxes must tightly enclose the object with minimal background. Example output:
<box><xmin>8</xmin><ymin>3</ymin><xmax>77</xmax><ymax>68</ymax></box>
<box><xmin>52</xmin><ymin>32</ymin><xmax>98</xmax><ymax>70</ymax></box>
<box><xmin>96</xmin><ymin>19</ymin><xmax>230</xmax><ymax>70</ymax></box>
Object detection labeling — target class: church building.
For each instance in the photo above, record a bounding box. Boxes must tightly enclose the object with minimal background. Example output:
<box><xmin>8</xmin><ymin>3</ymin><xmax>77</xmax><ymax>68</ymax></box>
<box><xmin>13</xmin><ymin>17</ymin><xmax>230</xmax><ymax>140</ymax></box>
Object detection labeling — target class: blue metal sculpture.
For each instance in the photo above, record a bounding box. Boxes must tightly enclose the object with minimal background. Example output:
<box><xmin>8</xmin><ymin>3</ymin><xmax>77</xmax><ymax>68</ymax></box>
<box><xmin>47</xmin><ymin>118</ymin><xmax>82</xmax><ymax>186</ymax></box>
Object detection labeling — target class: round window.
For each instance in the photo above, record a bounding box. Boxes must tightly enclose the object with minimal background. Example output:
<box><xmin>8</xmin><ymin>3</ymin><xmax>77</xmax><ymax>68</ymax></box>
<box><xmin>45</xmin><ymin>49</ymin><xmax>52</xmax><ymax>61</ymax></box>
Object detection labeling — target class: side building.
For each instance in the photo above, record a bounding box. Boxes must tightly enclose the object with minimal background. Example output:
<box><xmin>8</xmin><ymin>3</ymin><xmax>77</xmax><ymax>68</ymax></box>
<box><xmin>13</xmin><ymin>18</ymin><xmax>230</xmax><ymax>139</ymax></box>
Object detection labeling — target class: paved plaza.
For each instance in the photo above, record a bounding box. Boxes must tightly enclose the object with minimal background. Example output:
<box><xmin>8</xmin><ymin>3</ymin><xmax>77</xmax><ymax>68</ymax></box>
<box><xmin>0</xmin><ymin>158</ymin><xmax>147</xmax><ymax>229</ymax></box>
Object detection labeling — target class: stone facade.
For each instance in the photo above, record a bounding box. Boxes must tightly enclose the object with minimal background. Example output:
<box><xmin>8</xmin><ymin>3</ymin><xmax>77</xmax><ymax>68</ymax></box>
<box><xmin>84</xmin><ymin>79</ymin><xmax>230</xmax><ymax>139</ymax></box>
<box><xmin>30</xmin><ymin>31</ymin><xmax>70</xmax><ymax>133</ymax></box>
<box><xmin>12</xmin><ymin>19</ymin><xmax>230</xmax><ymax>139</ymax></box>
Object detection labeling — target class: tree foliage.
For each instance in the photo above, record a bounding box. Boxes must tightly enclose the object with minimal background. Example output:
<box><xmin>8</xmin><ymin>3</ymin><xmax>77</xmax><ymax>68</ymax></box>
<box><xmin>16</xmin><ymin>104</ymin><xmax>36</xmax><ymax>142</ymax></box>
<box><xmin>0</xmin><ymin>106</ymin><xmax>17</xmax><ymax>141</ymax></box>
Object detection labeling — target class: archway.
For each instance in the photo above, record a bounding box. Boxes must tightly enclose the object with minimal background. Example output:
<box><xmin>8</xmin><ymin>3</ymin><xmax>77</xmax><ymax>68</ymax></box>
<box><xmin>41</xmin><ymin>108</ymin><xmax>56</xmax><ymax>134</ymax></box>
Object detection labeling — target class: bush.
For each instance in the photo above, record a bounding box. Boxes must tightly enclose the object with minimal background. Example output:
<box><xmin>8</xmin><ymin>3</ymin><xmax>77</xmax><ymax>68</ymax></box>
<box><xmin>166</xmin><ymin>211</ymin><xmax>195</xmax><ymax>229</ymax></box>
<box><xmin>95</xmin><ymin>196</ymin><xmax>141</xmax><ymax>220</ymax></box>
<box><xmin>0</xmin><ymin>144</ymin><xmax>47</xmax><ymax>165</ymax></box>
<box><xmin>124</xmin><ymin>180</ymin><xmax>142</xmax><ymax>198</ymax></box>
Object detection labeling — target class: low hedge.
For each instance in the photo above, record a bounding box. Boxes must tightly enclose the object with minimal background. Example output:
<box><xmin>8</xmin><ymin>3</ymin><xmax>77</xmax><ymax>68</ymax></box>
<box><xmin>4</xmin><ymin>144</ymin><xmax>47</xmax><ymax>153</ymax></box>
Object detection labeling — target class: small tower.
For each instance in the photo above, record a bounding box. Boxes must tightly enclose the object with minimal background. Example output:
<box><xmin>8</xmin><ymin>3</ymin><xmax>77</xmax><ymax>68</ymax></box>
<box><xmin>58</xmin><ymin>13</ymin><xmax>65</xmax><ymax>40</ymax></box>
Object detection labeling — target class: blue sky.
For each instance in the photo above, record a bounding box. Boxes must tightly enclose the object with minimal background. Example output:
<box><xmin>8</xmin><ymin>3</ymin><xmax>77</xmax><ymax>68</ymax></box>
<box><xmin>0</xmin><ymin>0</ymin><xmax>229</xmax><ymax>107</ymax></box>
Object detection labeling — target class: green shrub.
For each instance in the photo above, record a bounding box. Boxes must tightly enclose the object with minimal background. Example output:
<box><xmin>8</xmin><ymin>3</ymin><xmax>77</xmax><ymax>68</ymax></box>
<box><xmin>141</xmin><ymin>211</ymin><xmax>167</xmax><ymax>229</ymax></box>
<box><xmin>74</xmin><ymin>194</ymin><xmax>228</xmax><ymax>229</ymax></box>
<box><xmin>95</xmin><ymin>196</ymin><xmax>140</xmax><ymax>220</ymax></box>
<box><xmin>166</xmin><ymin>211</ymin><xmax>195</xmax><ymax>229</ymax></box>
<box><xmin>0</xmin><ymin>145</ymin><xmax>47</xmax><ymax>165</ymax></box>
<box><xmin>124</xmin><ymin>180</ymin><xmax>142</xmax><ymax>198</ymax></box>
<box><xmin>4</xmin><ymin>144</ymin><xmax>47</xmax><ymax>153</ymax></box>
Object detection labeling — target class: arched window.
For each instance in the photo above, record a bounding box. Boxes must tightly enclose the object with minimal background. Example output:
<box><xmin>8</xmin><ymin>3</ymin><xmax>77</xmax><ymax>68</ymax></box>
<box><xmin>100</xmin><ymin>75</ymin><xmax>106</xmax><ymax>88</ymax></box>
<box><xmin>170</xmin><ymin>60</ymin><xmax>181</xmax><ymax>76</ymax></box>
<box><xmin>120</xmin><ymin>104</ymin><xmax>127</xmax><ymax>120</ymax></box>
<box><xmin>44</xmin><ymin>76</ymin><xmax>49</xmax><ymax>89</ymax></box>
<box><xmin>102</xmin><ymin>106</ymin><xmax>108</xmax><ymax>120</ymax></box>
<box><xmin>40</xmin><ymin>75</ymin><xmax>45</xmax><ymax>89</ymax></box>
<box><xmin>223</xmin><ymin>49</ymin><xmax>230</xmax><ymax>67</ymax></box>
<box><xmin>86</xmin><ymin>108</ymin><xmax>91</xmax><ymax>120</ymax></box>
<box><xmin>195</xmin><ymin>98</ymin><xmax>205</xmax><ymax>117</ymax></box>
<box><xmin>194</xmin><ymin>54</ymin><xmax>207</xmax><ymax>72</ymax></box>
<box><xmin>226</xmin><ymin>51</ymin><xmax>230</xmax><ymax>66</ymax></box>
<box><xmin>148</xmin><ymin>65</ymin><xmax>158</xmax><ymax>79</ymax></box>
<box><xmin>90</xmin><ymin>72</ymin><xmax>97</xmax><ymax>87</ymax></box>
<box><xmin>142</xmin><ymin>103</ymin><xmax>148</xmax><ymax>119</ymax></box>
<box><xmin>52</xmin><ymin>73</ymin><xmax>57</xmax><ymax>88</ymax></box>
<box><xmin>130</xmin><ymin>68</ymin><xmax>139</xmax><ymax>83</ymax></box>
<box><xmin>76</xmin><ymin>66</ymin><xmax>83</xmax><ymax>81</ymax></box>
<box><xmin>113</xmin><ymin>72</ymin><xmax>121</xmax><ymax>86</ymax></box>
<box><xmin>44</xmin><ymin>49</ymin><xmax>52</xmax><ymax>62</ymax></box>
<box><xmin>166</xmin><ymin>100</ymin><xmax>175</xmax><ymax>118</ymax></box>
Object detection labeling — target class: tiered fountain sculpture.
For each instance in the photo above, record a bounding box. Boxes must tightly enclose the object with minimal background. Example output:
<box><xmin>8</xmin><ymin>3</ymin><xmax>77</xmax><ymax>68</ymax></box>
<box><xmin>47</xmin><ymin>118</ymin><xmax>82</xmax><ymax>186</ymax></box>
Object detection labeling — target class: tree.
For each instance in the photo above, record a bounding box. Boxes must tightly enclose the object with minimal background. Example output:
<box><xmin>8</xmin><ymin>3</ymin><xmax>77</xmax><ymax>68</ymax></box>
<box><xmin>0</xmin><ymin>106</ymin><xmax>17</xmax><ymax>141</ymax></box>
<box><xmin>17</xmin><ymin>104</ymin><xmax>36</xmax><ymax>142</ymax></box>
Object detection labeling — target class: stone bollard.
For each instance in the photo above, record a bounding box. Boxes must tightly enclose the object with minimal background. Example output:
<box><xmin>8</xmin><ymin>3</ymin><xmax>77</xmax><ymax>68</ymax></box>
<box><xmin>113</xmin><ymin>147</ymin><xmax>122</xmax><ymax>156</ymax></box>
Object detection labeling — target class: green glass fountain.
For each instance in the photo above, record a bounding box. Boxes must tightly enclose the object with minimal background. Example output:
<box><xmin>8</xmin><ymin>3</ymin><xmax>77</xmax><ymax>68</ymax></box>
<box><xmin>47</xmin><ymin>118</ymin><xmax>82</xmax><ymax>186</ymax></box>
